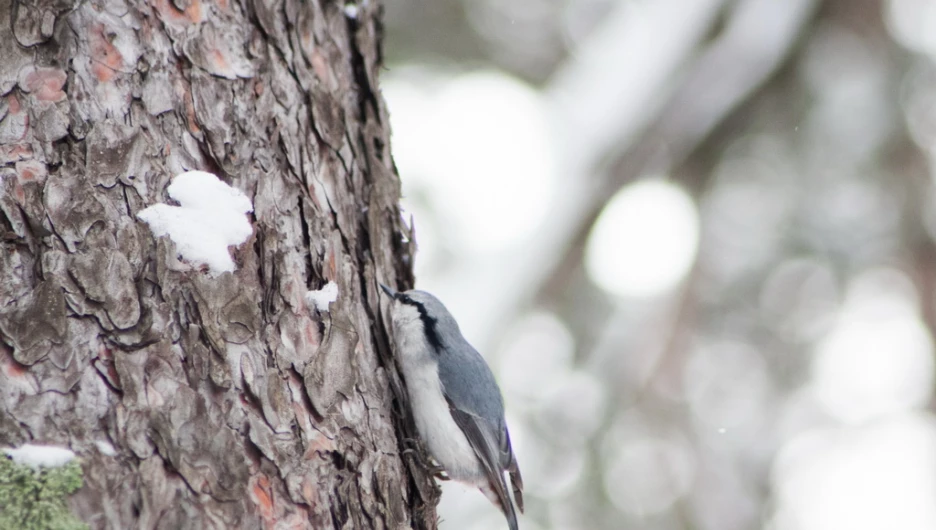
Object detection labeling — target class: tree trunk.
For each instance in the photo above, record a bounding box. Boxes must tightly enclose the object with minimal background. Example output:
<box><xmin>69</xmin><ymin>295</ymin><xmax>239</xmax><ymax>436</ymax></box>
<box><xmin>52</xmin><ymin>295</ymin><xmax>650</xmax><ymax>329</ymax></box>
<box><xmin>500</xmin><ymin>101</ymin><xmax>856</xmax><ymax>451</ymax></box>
<box><xmin>0</xmin><ymin>0</ymin><xmax>437</xmax><ymax>527</ymax></box>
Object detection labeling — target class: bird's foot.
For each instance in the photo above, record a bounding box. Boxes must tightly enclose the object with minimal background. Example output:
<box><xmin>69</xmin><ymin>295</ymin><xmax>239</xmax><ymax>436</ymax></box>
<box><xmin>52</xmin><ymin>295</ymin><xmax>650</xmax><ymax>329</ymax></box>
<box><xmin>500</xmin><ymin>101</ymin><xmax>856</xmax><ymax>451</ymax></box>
<box><xmin>402</xmin><ymin>446</ymin><xmax>449</xmax><ymax>480</ymax></box>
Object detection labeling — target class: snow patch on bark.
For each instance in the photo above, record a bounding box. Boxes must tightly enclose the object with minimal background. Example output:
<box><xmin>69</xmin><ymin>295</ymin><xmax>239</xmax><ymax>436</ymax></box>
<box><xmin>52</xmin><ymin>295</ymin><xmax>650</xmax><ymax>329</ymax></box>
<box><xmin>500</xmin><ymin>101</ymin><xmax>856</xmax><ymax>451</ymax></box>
<box><xmin>94</xmin><ymin>440</ymin><xmax>117</xmax><ymax>456</ymax></box>
<box><xmin>306</xmin><ymin>281</ymin><xmax>339</xmax><ymax>311</ymax></box>
<box><xmin>4</xmin><ymin>444</ymin><xmax>76</xmax><ymax>468</ymax></box>
<box><xmin>138</xmin><ymin>171</ymin><xmax>254</xmax><ymax>276</ymax></box>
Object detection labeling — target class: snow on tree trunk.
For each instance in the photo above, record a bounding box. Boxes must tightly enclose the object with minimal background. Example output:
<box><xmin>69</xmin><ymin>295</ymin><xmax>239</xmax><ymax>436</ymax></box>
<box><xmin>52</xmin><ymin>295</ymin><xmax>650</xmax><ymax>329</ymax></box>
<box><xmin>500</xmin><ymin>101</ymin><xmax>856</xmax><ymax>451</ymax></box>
<box><xmin>0</xmin><ymin>0</ymin><xmax>437</xmax><ymax>527</ymax></box>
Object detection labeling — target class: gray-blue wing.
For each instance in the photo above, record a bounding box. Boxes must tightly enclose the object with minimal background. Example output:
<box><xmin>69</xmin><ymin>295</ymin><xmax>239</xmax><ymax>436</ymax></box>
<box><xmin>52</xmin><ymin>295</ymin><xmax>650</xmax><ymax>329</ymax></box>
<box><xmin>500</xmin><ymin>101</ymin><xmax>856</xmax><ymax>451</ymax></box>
<box><xmin>438</xmin><ymin>341</ymin><xmax>524</xmax><ymax>513</ymax></box>
<box><xmin>436</xmin><ymin>342</ymin><xmax>506</xmax><ymax>422</ymax></box>
<box><xmin>447</xmin><ymin>402</ymin><xmax>521</xmax><ymax>530</ymax></box>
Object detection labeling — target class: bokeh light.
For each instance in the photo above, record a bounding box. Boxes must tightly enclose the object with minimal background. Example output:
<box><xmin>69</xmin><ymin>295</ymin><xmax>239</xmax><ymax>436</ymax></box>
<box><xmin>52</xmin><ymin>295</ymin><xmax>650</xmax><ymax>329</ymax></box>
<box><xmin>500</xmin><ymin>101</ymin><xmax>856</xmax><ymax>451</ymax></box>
<box><xmin>684</xmin><ymin>339</ymin><xmax>775</xmax><ymax>436</ymax></box>
<box><xmin>603</xmin><ymin>436</ymin><xmax>696</xmax><ymax>517</ymax></box>
<box><xmin>771</xmin><ymin>414</ymin><xmax>936</xmax><ymax>530</ymax></box>
<box><xmin>585</xmin><ymin>179</ymin><xmax>700</xmax><ymax>297</ymax></box>
<box><xmin>384</xmin><ymin>70</ymin><xmax>556</xmax><ymax>254</ymax></box>
<box><xmin>886</xmin><ymin>0</ymin><xmax>936</xmax><ymax>58</ymax></box>
<box><xmin>758</xmin><ymin>258</ymin><xmax>840</xmax><ymax>342</ymax></box>
<box><xmin>811</xmin><ymin>269</ymin><xmax>934</xmax><ymax>424</ymax></box>
<box><xmin>381</xmin><ymin>1</ymin><xmax>936</xmax><ymax>529</ymax></box>
<box><xmin>499</xmin><ymin>312</ymin><xmax>576</xmax><ymax>403</ymax></box>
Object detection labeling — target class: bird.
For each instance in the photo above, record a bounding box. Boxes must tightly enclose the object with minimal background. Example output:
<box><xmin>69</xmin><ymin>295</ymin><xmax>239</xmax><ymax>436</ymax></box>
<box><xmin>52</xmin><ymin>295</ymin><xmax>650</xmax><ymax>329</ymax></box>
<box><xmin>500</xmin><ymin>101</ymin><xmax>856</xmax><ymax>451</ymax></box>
<box><xmin>380</xmin><ymin>284</ymin><xmax>524</xmax><ymax>530</ymax></box>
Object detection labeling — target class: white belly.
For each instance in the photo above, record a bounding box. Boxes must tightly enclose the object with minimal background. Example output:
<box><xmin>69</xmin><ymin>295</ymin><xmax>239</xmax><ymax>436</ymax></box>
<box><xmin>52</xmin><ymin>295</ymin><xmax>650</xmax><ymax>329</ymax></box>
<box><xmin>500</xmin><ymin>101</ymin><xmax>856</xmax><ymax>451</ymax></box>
<box><xmin>405</xmin><ymin>362</ymin><xmax>483</xmax><ymax>484</ymax></box>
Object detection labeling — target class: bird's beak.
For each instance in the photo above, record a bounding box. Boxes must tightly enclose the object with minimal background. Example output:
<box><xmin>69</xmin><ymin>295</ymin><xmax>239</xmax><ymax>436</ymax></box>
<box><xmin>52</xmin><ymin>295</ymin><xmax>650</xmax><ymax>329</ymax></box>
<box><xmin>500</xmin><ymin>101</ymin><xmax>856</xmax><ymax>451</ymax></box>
<box><xmin>379</xmin><ymin>283</ymin><xmax>397</xmax><ymax>299</ymax></box>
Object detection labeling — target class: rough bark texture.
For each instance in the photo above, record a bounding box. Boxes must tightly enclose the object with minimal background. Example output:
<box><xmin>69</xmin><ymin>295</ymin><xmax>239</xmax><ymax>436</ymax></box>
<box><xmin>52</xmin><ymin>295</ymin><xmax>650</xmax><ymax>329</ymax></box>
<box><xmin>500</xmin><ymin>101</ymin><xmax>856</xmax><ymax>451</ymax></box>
<box><xmin>0</xmin><ymin>0</ymin><xmax>438</xmax><ymax>527</ymax></box>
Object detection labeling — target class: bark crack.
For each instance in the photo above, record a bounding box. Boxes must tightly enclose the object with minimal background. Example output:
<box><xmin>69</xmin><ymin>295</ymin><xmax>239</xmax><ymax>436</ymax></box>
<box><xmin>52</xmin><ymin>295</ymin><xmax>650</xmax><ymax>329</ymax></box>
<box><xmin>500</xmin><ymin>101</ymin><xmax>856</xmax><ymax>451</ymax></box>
<box><xmin>298</xmin><ymin>196</ymin><xmax>315</xmax><ymax>287</ymax></box>
<box><xmin>344</xmin><ymin>14</ymin><xmax>379</xmax><ymax>125</ymax></box>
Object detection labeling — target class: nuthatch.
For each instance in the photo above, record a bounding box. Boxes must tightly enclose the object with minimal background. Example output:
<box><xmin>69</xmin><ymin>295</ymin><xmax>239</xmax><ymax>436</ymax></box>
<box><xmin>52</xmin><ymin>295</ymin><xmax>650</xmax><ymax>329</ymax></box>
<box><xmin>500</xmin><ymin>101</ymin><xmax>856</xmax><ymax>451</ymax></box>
<box><xmin>381</xmin><ymin>284</ymin><xmax>524</xmax><ymax>530</ymax></box>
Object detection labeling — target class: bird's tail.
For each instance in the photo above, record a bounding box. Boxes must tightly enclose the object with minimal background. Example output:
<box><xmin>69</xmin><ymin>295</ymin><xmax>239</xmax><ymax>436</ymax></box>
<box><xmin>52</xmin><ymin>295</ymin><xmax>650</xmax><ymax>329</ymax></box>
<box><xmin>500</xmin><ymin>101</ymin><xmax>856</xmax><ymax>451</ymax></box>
<box><xmin>508</xmin><ymin>465</ymin><xmax>524</xmax><ymax>513</ymax></box>
<box><xmin>480</xmin><ymin>479</ymin><xmax>519</xmax><ymax>530</ymax></box>
<box><xmin>503</xmin><ymin>490</ymin><xmax>519</xmax><ymax>530</ymax></box>
<box><xmin>504</xmin><ymin>428</ymin><xmax>524</xmax><ymax>513</ymax></box>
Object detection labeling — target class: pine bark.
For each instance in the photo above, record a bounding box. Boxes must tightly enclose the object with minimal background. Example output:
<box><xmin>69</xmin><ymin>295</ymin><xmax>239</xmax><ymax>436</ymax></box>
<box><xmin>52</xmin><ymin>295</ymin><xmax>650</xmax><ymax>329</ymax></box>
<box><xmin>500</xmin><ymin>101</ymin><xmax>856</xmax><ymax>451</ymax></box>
<box><xmin>0</xmin><ymin>0</ymin><xmax>437</xmax><ymax>527</ymax></box>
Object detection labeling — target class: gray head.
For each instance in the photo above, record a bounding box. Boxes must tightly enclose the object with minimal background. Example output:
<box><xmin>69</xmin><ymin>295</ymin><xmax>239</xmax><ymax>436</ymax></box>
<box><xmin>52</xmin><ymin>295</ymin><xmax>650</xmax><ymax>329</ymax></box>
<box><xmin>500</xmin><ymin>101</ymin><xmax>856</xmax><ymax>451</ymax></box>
<box><xmin>380</xmin><ymin>284</ymin><xmax>462</xmax><ymax>352</ymax></box>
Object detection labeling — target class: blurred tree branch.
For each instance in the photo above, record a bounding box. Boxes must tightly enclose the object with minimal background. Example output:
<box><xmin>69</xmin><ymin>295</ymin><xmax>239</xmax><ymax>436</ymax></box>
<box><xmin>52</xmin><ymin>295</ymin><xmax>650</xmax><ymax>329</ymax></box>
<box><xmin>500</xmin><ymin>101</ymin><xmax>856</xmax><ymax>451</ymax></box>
<box><xmin>535</xmin><ymin>0</ymin><xmax>818</xmax><ymax>315</ymax></box>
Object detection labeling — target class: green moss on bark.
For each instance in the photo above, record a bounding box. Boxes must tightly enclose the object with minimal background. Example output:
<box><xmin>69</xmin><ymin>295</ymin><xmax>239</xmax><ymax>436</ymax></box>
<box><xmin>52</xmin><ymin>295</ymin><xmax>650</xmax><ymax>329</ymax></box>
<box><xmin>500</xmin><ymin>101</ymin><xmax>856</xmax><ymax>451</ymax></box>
<box><xmin>0</xmin><ymin>456</ymin><xmax>87</xmax><ymax>530</ymax></box>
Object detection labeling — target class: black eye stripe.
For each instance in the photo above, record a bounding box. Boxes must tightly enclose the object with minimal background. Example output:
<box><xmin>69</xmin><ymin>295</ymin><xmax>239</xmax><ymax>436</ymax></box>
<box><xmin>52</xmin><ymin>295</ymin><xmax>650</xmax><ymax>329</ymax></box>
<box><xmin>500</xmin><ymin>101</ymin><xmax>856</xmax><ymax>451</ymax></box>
<box><xmin>398</xmin><ymin>295</ymin><xmax>442</xmax><ymax>353</ymax></box>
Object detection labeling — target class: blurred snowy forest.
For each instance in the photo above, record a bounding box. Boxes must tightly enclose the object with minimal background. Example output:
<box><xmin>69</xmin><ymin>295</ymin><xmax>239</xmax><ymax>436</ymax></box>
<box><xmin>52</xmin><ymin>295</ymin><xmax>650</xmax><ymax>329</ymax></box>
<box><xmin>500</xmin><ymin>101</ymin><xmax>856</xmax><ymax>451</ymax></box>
<box><xmin>380</xmin><ymin>0</ymin><xmax>936</xmax><ymax>529</ymax></box>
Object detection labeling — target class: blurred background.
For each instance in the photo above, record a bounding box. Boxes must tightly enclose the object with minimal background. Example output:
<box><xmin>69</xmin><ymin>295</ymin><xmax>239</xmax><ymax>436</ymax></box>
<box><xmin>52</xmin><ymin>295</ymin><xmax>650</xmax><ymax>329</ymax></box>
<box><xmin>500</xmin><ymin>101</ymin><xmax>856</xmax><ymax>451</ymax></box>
<box><xmin>380</xmin><ymin>0</ymin><xmax>936</xmax><ymax>529</ymax></box>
